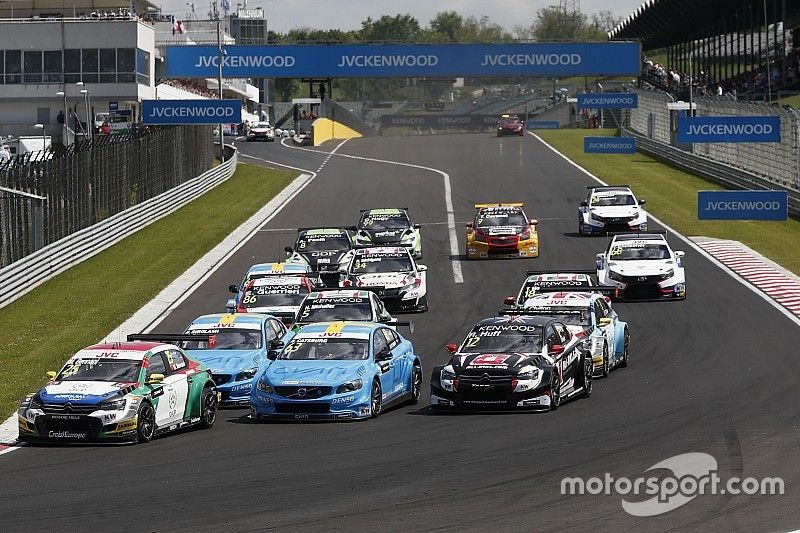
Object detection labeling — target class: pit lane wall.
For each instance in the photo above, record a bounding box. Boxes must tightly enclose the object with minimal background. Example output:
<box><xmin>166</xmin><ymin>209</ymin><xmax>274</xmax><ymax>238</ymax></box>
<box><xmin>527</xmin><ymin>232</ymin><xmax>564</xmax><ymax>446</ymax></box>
<box><xmin>0</xmin><ymin>145</ymin><xmax>238</xmax><ymax>309</ymax></box>
<box><xmin>312</xmin><ymin>118</ymin><xmax>362</xmax><ymax>146</ymax></box>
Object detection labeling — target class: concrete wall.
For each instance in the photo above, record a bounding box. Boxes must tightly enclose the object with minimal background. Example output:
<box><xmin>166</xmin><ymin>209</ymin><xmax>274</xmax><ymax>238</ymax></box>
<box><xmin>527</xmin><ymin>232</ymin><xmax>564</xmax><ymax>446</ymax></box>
<box><xmin>312</xmin><ymin>118</ymin><xmax>362</xmax><ymax>146</ymax></box>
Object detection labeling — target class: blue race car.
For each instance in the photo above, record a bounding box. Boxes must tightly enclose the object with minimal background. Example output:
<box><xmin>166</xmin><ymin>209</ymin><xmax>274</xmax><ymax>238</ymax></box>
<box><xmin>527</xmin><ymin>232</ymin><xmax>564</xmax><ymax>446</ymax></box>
<box><xmin>182</xmin><ymin>313</ymin><xmax>291</xmax><ymax>406</ymax></box>
<box><xmin>250</xmin><ymin>321</ymin><xmax>422</xmax><ymax>420</ymax></box>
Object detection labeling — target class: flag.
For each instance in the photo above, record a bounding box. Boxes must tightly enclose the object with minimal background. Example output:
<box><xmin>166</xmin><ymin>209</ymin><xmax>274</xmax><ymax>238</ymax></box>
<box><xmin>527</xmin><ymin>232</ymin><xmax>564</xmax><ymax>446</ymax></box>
<box><xmin>172</xmin><ymin>16</ymin><xmax>185</xmax><ymax>35</ymax></box>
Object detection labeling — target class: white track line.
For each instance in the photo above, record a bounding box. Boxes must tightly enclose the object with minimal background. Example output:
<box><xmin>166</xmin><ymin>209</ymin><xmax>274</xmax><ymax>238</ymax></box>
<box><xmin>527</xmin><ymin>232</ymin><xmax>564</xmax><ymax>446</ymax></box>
<box><xmin>280</xmin><ymin>138</ymin><xmax>464</xmax><ymax>283</ymax></box>
<box><xmin>530</xmin><ymin>132</ymin><xmax>800</xmax><ymax>328</ymax></box>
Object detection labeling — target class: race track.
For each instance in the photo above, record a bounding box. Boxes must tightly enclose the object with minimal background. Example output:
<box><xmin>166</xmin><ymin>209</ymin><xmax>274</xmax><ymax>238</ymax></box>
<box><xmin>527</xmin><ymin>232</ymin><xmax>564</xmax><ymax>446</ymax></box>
<box><xmin>2</xmin><ymin>133</ymin><xmax>799</xmax><ymax>532</ymax></box>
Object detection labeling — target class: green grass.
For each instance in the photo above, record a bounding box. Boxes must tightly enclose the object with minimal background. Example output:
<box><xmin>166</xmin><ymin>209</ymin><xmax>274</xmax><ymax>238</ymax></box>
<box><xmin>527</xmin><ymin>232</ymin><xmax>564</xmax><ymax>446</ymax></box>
<box><xmin>535</xmin><ymin>128</ymin><xmax>800</xmax><ymax>273</ymax></box>
<box><xmin>0</xmin><ymin>163</ymin><xmax>296</xmax><ymax>418</ymax></box>
<box><xmin>777</xmin><ymin>93</ymin><xmax>800</xmax><ymax>109</ymax></box>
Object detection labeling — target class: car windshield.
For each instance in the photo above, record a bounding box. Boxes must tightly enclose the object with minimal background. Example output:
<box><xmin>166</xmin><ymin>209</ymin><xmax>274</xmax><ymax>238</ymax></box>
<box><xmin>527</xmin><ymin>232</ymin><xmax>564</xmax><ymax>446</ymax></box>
<box><xmin>351</xmin><ymin>254</ymin><xmax>413</xmax><ymax>274</ymax></box>
<box><xmin>476</xmin><ymin>210</ymin><xmax>527</xmax><ymax>228</ymax></box>
<box><xmin>591</xmin><ymin>194</ymin><xmax>636</xmax><ymax>206</ymax></box>
<box><xmin>460</xmin><ymin>325</ymin><xmax>543</xmax><ymax>353</ymax></box>
<box><xmin>279</xmin><ymin>338</ymin><xmax>369</xmax><ymax>360</ymax></box>
<box><xmin>297</xmin><ymin>299</ymin><xmax>373</xmax><ymax>322</ymax></box>
<box><xmin>182</xmin><ymin>328</ymin><xmax>263</xmax><ymax>350</ymax></box>
<box><xmin>500</xmin><ymin>119</ymin><xmax>521</xmax><ymax>126</ymax></box>
<box><xmin>610</xmin><ymin>243</ymin><xmax>670</xmax><ymax>260</ymax></box>
<box><xmin>519</xmin><ymin>309</ymin><xmax>589</xmax><ymax>326</ymax></box>
<box><xmin>297</xmin><ymin>234</ymin><xmax>350</xmax><ymax>252</ymax></box>
<box><xmin>360</xmin><ymin>212</ymin><xmax>410</xmax><ymax>230</ymax></box>
<box><xmin>254</xmin><ymin>122</ymin><xmax>270</xmax><ymax>128</ymax></box>
<box><xmin>57</xmin><ymin>358</ymin><xmax>141</xmax><ymax>382</ymax></box>
<box><xmin>242</xmin><ymin>286</ymin><xmax>309</xmax><ymax>308</ymax></box>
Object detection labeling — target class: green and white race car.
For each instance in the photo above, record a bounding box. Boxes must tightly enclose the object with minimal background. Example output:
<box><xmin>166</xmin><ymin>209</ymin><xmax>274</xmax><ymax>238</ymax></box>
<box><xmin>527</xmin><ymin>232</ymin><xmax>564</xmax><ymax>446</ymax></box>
<box><xmin>355</xmin><ymin>208</ymin><xmax>422</xmax><ymax>259</ymax></box>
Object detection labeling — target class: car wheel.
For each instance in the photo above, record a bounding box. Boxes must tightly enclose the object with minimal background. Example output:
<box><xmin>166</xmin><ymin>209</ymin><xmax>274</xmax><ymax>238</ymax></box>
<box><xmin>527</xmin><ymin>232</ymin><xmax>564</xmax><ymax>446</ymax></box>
<box><xmin>370</xmin><ymin>380</ymin><xmax>382</xmax><ymax>418</ymax></box>
<box><xmin>620</xmin><ymin>329</ymin><xmax>630</xmax><ymax>368</ymax></box>
<box><xmin>200</xmin><ymin>386</ymin><xmax>217</xmax><ymax>429</ymax></box>
<box><xmin>550</xmin><ymin>375</ymin><xmax>561</xmax><ymax>411</ymax></box>
<box><xmin>136</xmin><ymin>402</ymin><xmax>156</xmax><ymax>443</ymax></box>
<box><xmin>582</xmin><ymin>356</ymin><xmax>593</xmax><ymax>398</ymax></box>
<box><xmin>578</xmin><ymin>220</ymin><xmax>585</xmax><ymax>236</ymax></box>
<box><xmin>409</xmin><ymin>364</ymin><xmax>422</xmax><ymax>405</ymax></box>
<box><xmin>601</xmin><ymin>343</ymin><xmax>609</xmax><ymax>378</ymax></box>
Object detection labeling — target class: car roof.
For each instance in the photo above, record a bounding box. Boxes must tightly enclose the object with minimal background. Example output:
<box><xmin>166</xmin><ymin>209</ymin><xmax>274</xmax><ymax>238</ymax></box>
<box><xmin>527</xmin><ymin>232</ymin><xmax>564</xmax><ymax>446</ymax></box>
<box><xmin>247</xmin><ymin>262</ymin><xmax>310</xmax><ymax>275</ymax></box>
<box><xmin>525</xmin><ymin>273</ymin><xmax>593</xmax><ymax>282</ymax></box>
<box><xmin>294</xmin><ymin>321</ymin><xmax>378</xmax><ymax>339</ymax></box>
<box><xmin>353</xmin><ymin>246</ymin><xmax>410</xmax><ymax>256</ymax></box>
<box><xmin>307</xmin><ymin>289</ymin><xmax>374</xmax><ymax>299</ymax></box>
<box><xmin>524</xmin><ymin>292</ymin><xmax>594</xmax><ymax>305</ymax></box>
<box><xmin>611</xmin><ymin>233</ymin><xmax>667</xmax><ymax>243</ymax></box>
<box><xmin>187</xmin><ymin>313</ymin><xmax>266</xmax><ymax>330</ymax></box>
<box><xmin>76</xmin><ymin>342</ymin><xmax>169</xmax><ymax>361</ymax></box>
<box><xmin>362</xmin><ymin>208</ymin><xmax>406</xmax><ymax>215</ymax></box>
<box><xmin>250</xmin><ymin>276</ymin><xmax>304</xmax><ymax>287</ymax></box>
<box><xmin>474</xmin><ymin>315</ymin><xmax>550</xmax><ymax>327</ymax></box>
<box><xmin>300</xmin><ymin>228</ymin><xmax>348</xmax><ymax>236</ymax></box>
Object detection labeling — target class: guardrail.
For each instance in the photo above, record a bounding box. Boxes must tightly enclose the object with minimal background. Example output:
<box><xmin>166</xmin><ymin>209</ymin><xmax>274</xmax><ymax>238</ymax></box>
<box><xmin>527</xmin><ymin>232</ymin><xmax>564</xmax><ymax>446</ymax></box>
<box><xmin>0</xmin><ymin>146</ymin><xmax>238</xmax><ymax>308</ymax></box>
<box><xmin>621</xmin><ymin>126</ymin><xmax>800</xmax><ymax>218</ymax></box>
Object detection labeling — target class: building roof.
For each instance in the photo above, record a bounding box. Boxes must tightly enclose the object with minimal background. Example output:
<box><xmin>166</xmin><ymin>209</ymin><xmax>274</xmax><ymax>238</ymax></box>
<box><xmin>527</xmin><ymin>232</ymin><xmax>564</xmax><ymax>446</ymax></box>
<box><xmin>0</xmin><ymin>0</ymin><xmax>158</xmax><ymax>18</ymax></box>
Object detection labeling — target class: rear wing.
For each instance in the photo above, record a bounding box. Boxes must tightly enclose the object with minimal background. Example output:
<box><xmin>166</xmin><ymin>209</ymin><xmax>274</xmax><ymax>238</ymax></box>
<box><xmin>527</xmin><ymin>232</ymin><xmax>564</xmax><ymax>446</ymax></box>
<box><xmin>389</xmin><ymin>320</ymin><xmax>415</xmax><ymax>333</ymax></box>
<box><xmin>297</xmin><ymin>226</ymin><xmax>358</xmax><ymax>233</ymax></box>
<box><xmin>474</xmin><ymin>203</ymin><xmax>524</xmax><ymax>209</ymax></box>
<box><xmin>499</xmin><ymin>307</ymin><xmax>585</xmax><ymax>316</ymax></box>
<box><xmin>607</xmin><ymin>230</ymin><xmax>666</xmax><ymax>238</ymax></box>
<box><xmin>353</xmin><ymin>243</ymin><xmax>414</xmax><ymax>249</ymax></box>
<box><xmin>586</xmin><ymin>185</ymin><xmax>630</xmax><ymax>190</ymax></box>
<box><xmin>360</xmin><ymin>207</ymin><xmax>409</xmax><ymax>212</ymax></box>
<box><xmin>127</xmin><ymin>333</ymin><xmax>210</xmax><ymax>343</ymax></box>
<box><xmin>533</xmin><ymin>285</ymin><xmax>618</xmax><ymax>295</ymax></box>
<box><xmin>526</xmin><ymin>269</ymin><xmax>596</xmax><ymax>276</ymax></box>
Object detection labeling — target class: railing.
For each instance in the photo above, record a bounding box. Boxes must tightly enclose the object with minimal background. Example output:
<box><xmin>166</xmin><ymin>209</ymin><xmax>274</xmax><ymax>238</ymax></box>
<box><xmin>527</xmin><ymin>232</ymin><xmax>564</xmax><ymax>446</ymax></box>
<box><xmin>0</xmin><ymin>146</ymin><xmax>238</xmax><ymax>308</ymax></box>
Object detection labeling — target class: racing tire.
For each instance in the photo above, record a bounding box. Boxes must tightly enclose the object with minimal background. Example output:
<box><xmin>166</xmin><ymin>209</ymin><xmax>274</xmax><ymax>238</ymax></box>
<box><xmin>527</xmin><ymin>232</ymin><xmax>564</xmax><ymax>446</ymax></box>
<box><xmin>136</xmin><ymin>402</ymin><xmax>156</xmax><ymax>443</ymax></box>
<box><xmin>408</xmin><ymin>364</ymin><xmax>422</xmax><ymax>405</ymax></box>
<box><xmin>581</xmin><ymin>356</ymin><xmax>593</xmax><ymax>399</ymax></box>
<box><xmin>370</xmin><ymin>379</ymin><xmax>382</xmax><ymax>418</ymax></box>
<box><xmin>200</xmin><ymin>386</ymin><xmax>218</xmax><ymax>429</ymax></box>
<box><xmin>600</xmin><ymin>344</ymin><xmax>610</xmax><ymax>378</ymax></box>
<box><xmin>550</xmin><ymin>375</ymin><xmax>561</xmax><ymax>411</ymax></box>
<box><xmin>416</xmin><ymin>295</ymin><xmax>429</xmax><ymax>312</ymax></box>
<box><xmin>620</xmin><ymin>329</ymin><xmax>630</xmax><ymax>368</ymax></box>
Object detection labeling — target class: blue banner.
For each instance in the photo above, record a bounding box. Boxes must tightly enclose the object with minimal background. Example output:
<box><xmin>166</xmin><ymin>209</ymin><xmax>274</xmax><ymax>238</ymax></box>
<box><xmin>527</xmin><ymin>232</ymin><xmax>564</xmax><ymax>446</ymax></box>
<box><xmin>526</xmin><ymin>120</ymin><xmax>560</xmax><ymax>130</ymax></box>
<box><xmin>577</xmin><ymin>92</ymin><xmax>638</xmax><ymax>109</ymax></box>
<box><xmin>697</xmin><ymin>190</ymin><xmax>787</xmax><ymax>220</ymax></box>
<box><xmin>677</xmin><ymin>116</ymin><xmax>781</xmax><ymax>143</ymax></box>
<box><xmin>584</xmin><ymin>136</ymin><xmax>636</xmax><ymax>154</ymax></box>
<box><xmin>166</xmin><ymin>42</ymin><xmax>641</xmax><ymax>78</ymax></box>
<box><xmin>141</xmin><ymin>99</ymin><xmax>241</xmax><ymax>125</ymax></box>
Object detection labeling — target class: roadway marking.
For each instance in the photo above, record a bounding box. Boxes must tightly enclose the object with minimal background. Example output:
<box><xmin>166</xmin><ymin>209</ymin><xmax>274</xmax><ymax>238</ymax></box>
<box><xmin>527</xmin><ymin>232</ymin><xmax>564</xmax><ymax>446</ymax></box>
<box><xmin>315</xmin><ymin>139</ymin><xmax>349</xmax><ymax>172</ymax></box>
<box><xmin>531</xmin><ymin>131</ymin><xmax>800</xmax><ymax>328</ymax></box>
<box><xmin>256</xmin><ymin>220</ymin><xmax>473</xmax><ymax>233</ymax></box>
<box><xmin>280</xmin><ymin>139</ymin><xmax>464</xmax><ymax>283</ymax></box>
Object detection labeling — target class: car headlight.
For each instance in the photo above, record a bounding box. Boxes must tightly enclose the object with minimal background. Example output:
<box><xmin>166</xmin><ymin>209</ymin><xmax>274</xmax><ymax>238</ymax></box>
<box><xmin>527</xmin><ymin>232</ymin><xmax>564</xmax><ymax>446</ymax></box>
<box><xmin>516</xmin><ymin>368</ymin><xmax>539</xmax><ymax>380</ymax></box>
<box><xmin>236</xmin><ymin>367</ymin><xmax>258</xmax><ymax>381</ymax></box>
<box><xmin>440</xmin><ymin>367</ymin><xmax>457</xmax><ymax>391</ymax></box>
<box><xmin>657</xmin><ymin>269</ymin><xmax>675</xmax><ymax>281</ymax></box>
<box><xmin>22</xmin><ymin>394</ymin><xmax>42</xmax><ymax>411</ymax></box>
<box><xmin>257</xmin><ymin>379</ymin><xmax>273</xmax><ymax>393</ymax></box>
<box><xmin>99</xmin><ymin>398</ymin><xmax>126</xmax><ymax>411</ymax></box>
<box><xmin>590</xmin><ymin>212</ymin><xmax>603</xmax><ymax>222</ymax></box>
<box><xmin>400</xmin><ymin>231</ymin><xmax>415</xmax><ymax>242</ymax></box>
<box><xmin>608</xmin><ymin>270</ymin><xmax>625</xmax><ymax>282</ymax></box>
<box><xmin>336</xmin><ymin>379</ymin><xmax>363</xmax><ymax>394</ymax></box>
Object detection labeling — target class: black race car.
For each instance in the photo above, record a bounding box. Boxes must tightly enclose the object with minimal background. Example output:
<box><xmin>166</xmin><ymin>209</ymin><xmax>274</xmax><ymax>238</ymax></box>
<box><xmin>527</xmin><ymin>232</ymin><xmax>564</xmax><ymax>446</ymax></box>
<box><xmin>496</xmin><ymin>114</ymin><xmax>525</xmax><ymax>137</ymax></box>
<box><xmin>284</xmin><ymin>227</ymin><xmax>356</xmax><ymax>287</ymax></box>
<box><xmin>430</xmin><ymin>313</ymin><xmax>592</xmax><ymax>411</ymax></box>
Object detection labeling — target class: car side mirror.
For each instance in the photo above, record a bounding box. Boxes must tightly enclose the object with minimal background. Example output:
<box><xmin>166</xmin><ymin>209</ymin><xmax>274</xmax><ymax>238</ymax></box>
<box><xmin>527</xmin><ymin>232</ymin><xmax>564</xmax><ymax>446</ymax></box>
<box><xmin>376</xmin><ymin>349</ymin><xmax>393</xmax><ymax>361</ymax></box>
<box><xmin>418</xmin><ymin>265</ymin><xmax>427</xmax><ymax>272</ymax></box>
<box><xmin>226</xmin><ymin>299</ymin><xmax>237</xmax><ymax>312</ymax></box>
<box><xmin>147</xmin><ymin>373</ymin><xmax>165</xmax><ymax>385</ymax></box>
<box><xmin>503</xmin><ymin>296</ymin><xmax>516</xmax><ymax>305</ymax></box>
<box><xmin>269</xmin><ymin>340</ymin><xmax>284</xmax><ymax>350</ymax></box>
<box><xmin>413</xmin><ymin>224</ymin><xmax>421</xmax><ymax>229</ymax></box>
<box><xmin>639</xmin><ymin>198</ymin><xmax>646</xmax><ymax>205</ymax></box>
<box><xmin>598</xmin><ymin>317</ymin><xmax>612</xmax><ymax>327</ymax></box>
<box><xmin>465</xmin><ymin>222</ymin><xmax>473</xmax><ymax>228</ymax></box>
<box><xmin>284</xmin><ymin>246</ymin><xmax>294</xmax><ymax>254</ymax></box>
<box><xmin>228</xmin><ymin>284</ymin><xmax>239</xmax><ymax>294</ymax></box>
<box><xmin>580</xmin><ymin>201</ymin><xmax>588</xmax><ymax>207</ymax></box>
<box><xmin>675</xmin><ymin>251</ymin><xmax>685</xmax><ymax>258</ymax></box>
<box><xmin>549</xmin><ymin>344</ymin><xmax>565</xmax><ymax>356</ymax></box>
<box><xmin>529</xmin><ymin>219</ymin><xmax>538</xmax><ymax>225</ymax></box>
<box><xmin>46</xmin><ymin>371</ymin><xmax>57</xmax><ymax>381</ymax></box>
<box><xmin>445</xmin><ymin>343</ymin><xmax>458</xmax><ymax>354</ymax></box>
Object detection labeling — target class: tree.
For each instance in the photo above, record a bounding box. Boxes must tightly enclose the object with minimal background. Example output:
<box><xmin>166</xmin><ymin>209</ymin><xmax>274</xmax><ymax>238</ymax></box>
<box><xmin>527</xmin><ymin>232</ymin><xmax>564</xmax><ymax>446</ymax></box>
<box><xmin>528</xmin><ymin>5</ymin><xmax>606</xmax><ymax>42</ymax></box>
<box><xmin>592</xmin><ymin>10</ymin><xmax>623</xmax><ymax>34</ymax></box>
<box><xmin>360</xmin><ymin>14</ymin><xmax>422</xmax><ymax>42</ymax></box>
<box><xmin>430</xmin><ymin>11</ymin><xmax>463</xmax><ymax>42</ymax></box>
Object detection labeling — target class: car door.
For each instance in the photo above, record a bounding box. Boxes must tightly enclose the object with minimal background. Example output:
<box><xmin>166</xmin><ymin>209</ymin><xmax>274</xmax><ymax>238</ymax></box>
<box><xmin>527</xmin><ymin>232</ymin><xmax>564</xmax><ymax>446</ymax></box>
<box><xmin>158</xmin><ymin>349</ymin><xmax>191</xmax><ymax>426</ymax></box>
<box><xmin>382</xmin><ymin>328</ymin><xmax>408</xmax><ymax>395</ymax></box>
<box><xmin>553</xmin><ymin>323</ymin><xmax>578</xmax><ymax>393</ymax></box>
<box><xmin>594</xmin><ymin>298</ymin><xmax>616</xmax><ymax>354</ymax></box>
<box><xmin>372</xmin><ymin>329</ymin><xmax>398</xmax><ymax>401</ymax></box>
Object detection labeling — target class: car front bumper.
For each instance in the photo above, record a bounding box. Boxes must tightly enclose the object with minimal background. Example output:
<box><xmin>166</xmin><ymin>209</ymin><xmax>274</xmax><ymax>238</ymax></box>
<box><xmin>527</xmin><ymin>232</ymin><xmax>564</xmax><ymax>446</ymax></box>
<box><xmin>467</xmin><ymin>238</ymin><xmax>539</xmax><ymax>259</ymax></box>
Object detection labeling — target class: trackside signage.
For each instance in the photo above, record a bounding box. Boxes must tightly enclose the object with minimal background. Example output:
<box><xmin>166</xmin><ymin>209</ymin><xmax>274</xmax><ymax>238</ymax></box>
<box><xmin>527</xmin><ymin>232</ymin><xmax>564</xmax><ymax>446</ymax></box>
<box><xmin>584</xmin><ymin>136</ymin><xmax>636</xmax><ymax>154</ymax></box>
<box><xmin>576</xmin><ymin>93</ymin><xmax>638</xmax><ymax>109</ymax></box>
<box><xmin>141</xmin><ymin>100</ymin><xmax>241</xmax><ymax>125</ymax></box>
<box><xmin>526</xmin><ymin>120</ymin><xmax>560</xmax><ymax>130</ymax></box>
<box><xmin>677</xmin><ymin>116</ymin><xmax>781</xmax><ymax>143</ymax></box>
<box><xmin>165</xmin><ymin>42</ymin><xmax>641</xmax><ymax>78</ymax></box>
<box><xmin>698</xmin><ymin>190</ymin><xmax>787</xmax><ymax>220</ymax></box>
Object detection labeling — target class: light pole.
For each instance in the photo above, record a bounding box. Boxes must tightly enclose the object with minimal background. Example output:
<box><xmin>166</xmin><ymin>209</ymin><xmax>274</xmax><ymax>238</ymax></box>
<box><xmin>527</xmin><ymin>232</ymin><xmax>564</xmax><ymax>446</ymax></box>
<box><xmin>214</xmin><ymin>1</ymin><xmax>225</xmax><ymax>162</ymax></box>
<box><xmin>33</xmin><ymin>123</ymin><xmax>46</xmax><ymax>156</ymax></box>
<box><xmin>56</xmin><ymin>90</ymin><xmax>69</xmax><ymax>145</ymax></box>
<box><xmin>76</xmin><ymin>81</ymin><xmax>92</xmax><ymax>141</ymax></box>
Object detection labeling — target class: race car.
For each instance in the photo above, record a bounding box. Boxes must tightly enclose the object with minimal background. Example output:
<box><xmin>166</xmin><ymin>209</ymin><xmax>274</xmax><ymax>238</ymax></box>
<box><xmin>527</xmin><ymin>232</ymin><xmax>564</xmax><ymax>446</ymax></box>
<box><xmin>518</xmin><ymin>287</ymin><xmax>629</xmax><ymax>377</ymax></box>
<box><xmin>578</xmin><ymin>185</ymin><xmax>648</xmax><ymax>236</ymax></box>
<box><xmin>504</xmin><ymin>270</ymin><xmax>596</xmax><ymax>307</ymax></box>
<box><xmin>232</xmin><ymin>275</ymin><xmax>315</xmax><ymax>325</ymax></box>
<box><xmin>180</xmin><ymin>313</ymin><xmax>290</xmax><ymax>406</ymax></box>
<box><xmin>227</xmin><ymin>262</ymin><xmax>315</xmax><ymax>314</ymax></box>
<box><xmin>497</xmin><ymin>114</ymin><xmax>525</xmax><ymax>137</ymax></box>
<box><xmin>293</xmin><ymin>289</ymin><xmax>395</xmax><ymax>330</ymax></box>
<box><xmin>285</xmin><ymin>227</ymin><xmax>356</xmax><ymax>286</ymax></box>
<box><xmin>18</xmin><ymin>339</ymin><xmax>217</xmax><ymax>444</ymax></box>
<box><xmin>466</xmin><ymin>203</ymin><xmax>539</xmax><ymax>260</ymax></box>
<box><xmin>247</xmin><ymin>122</ymin><xmax>275</xmax><ymax>142</ymax></box>
<box><xmin>355</xmin><ymin>208</ymin><xmax>422</xmax><ymax>259</ymax></box>
<box><xmin>250</xmin><ymin>321</ymin><xmax>422</xmax><ymax>420</ymax></box>
<box><xmin>341</xmin><ymin>246</ymin><xmax>428</xmax><ymax>312</ymax></box>
<box><xmin>596</xmin><ymin>232</ymin><xmax>686</xmax><ymax>300</ymax></box>
<box><xmin>430</xmin><ymin>314</ymin><xmax>592</xmax><ymax>411</ymax></box>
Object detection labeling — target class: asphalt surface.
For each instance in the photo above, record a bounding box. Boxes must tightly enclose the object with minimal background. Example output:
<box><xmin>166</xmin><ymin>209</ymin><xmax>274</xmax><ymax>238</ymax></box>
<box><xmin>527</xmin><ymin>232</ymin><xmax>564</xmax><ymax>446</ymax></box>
<box><xmin>2</xmin><ymin>133</ymin><xmax>799</xmax><ymax>532</ymax></box>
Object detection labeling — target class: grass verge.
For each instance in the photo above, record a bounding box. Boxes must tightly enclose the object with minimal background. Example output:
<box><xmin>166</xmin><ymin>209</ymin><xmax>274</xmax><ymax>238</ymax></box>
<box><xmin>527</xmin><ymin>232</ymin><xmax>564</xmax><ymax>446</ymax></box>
<box><xmin>0</xmin><ymin>162</ymin><xmax>295</xmax><ymax>418</ymax></box>
<box><xmin>776</xmin><ymin>93</ymin><xmax>800</xmax><ymax>109</ymax></box>
<box><xmin>534</xmin><ymin>128</ymin><xmax>800</xmax><ymax>272</ymax></box>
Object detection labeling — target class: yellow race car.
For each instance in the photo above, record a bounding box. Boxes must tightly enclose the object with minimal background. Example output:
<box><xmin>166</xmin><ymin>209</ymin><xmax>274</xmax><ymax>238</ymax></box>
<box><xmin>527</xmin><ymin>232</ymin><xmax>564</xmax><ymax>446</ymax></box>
<box><xmin>465</xmin><ymin>203</ymin><xmax>539</xmax><ymax>259</ymax></box>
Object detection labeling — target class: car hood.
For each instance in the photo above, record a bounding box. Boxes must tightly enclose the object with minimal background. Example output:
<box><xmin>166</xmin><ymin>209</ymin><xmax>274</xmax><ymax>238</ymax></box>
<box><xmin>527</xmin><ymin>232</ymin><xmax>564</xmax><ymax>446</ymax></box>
<box><xmin>39</xmin><ymin>380</ymin><xmax>136</xmax><ymax>404</ymax></box>
<box><xmin>297</xmin><ymin>250</ymin><xmax>347</xmax><ymax>271</ymax></box>
<box><xmin>185</xmin><ymin>349</ymin><xmax>263</xmax><ymax>374</ymax></box>
<box><xmin>355</xmin><ymin>272</ymin><xmax>411</xmax><ymax>288</ymax></box>
<box><xmin>608</xmin><ymin>260</ymin><xmax>673</xmax><ymax>275</ymax></box>
<box><xmin>480</xmin><ymin>225</ymin><xmax>523</xmax><ymax>236</ymax></box>
<box><xmin>265</xmin><ymin>359</ymin><xmax>368</xmax><ymax>386</ymax></box>
<box><xmin>590</xmin><ymin>206</ymin><xmax>641</xmax><ymax>218</ymax></box>
<box><xmin>246</xmin><ymin>305</ymin><xmax>301</xmax><ymax>316</ymax></box>
<box><xmin>451</xmin><ymin>353</ymin><xmax>545</xmax><ymax>375</ymax></box>
<box><xmin>360</xmin><ymin>228</ymin><xmax>411</xmax><ymax>243</ymax></box>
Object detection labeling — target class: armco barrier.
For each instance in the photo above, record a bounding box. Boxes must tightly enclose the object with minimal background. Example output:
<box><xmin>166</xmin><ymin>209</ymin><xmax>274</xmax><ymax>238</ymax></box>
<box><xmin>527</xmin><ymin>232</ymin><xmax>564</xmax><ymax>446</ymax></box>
<box><xmin>0</xmin><ymin>146</ymin><xmax>238</xmax><ymax>309</ymax></box>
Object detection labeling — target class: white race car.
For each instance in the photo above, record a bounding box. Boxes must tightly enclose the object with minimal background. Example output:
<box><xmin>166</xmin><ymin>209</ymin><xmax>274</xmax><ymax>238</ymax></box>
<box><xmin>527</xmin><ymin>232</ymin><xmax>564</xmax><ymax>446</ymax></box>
<box><xmin>342</xmin><ymin>246</ymin><xmax>428</xmax><ymax>312</ymax></box>
<box><xmin>596</xmin><ymin>232</ymin><xmax>686</xmax><ymax>300</ymax></box>
<box><xmin>579</xmin><ymin>186</ymin><xmax>647</xmax><ymax>235</ymax></box>
<box><xmin>233</xmin><ymin>275</ymin><xmax>314</xmax><ymax>324</ymax></box>
<box><xmin>247</xmin><ymin>122</ymin><xmax>275</xmax><ymax>142</ymax></box>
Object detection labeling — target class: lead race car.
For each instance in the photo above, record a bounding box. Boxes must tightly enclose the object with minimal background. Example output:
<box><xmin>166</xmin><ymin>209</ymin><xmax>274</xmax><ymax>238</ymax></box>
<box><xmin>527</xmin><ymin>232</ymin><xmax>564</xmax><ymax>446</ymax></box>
<box><xmin>355</xmin><ymin>208</ymin><xmax>422</xmax><ymax>259</ymax></box>
<box><xmin>466</xmin><ymin>203</ymin><xmax>539</xmax><ymax>259</ymax></box>
<box><xmin>596</xmin><ymin>232</ymin><xmax>686</xmax><ymax>300</ymax></box>
<box><xmin>430</xmin><ymin>314</ymin><xmax>592</xmax><ymax>412</ymax></box>
<box><xmin>18</xmin><ymin>339</ymin><xmax>218</xmax><ymax>444</ymax></box>
<box><xmin>342</xmin><ymin>246</ymin><xmax>428</xmax><ymax>312</ymax></box>
<box><xmin>578</xmin><ymin>185</ymin><xmax>648</xmax><ymax>236</ymax></box>
<box><xmin>250</xmin><ymin>321</ymin><xmax>422</xmax><ymax>421</ymax></box>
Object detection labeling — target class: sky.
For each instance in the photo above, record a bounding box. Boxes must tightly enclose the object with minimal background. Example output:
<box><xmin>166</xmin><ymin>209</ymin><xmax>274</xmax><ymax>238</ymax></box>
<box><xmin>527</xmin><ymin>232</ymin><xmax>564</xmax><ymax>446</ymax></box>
<box><xmin>161</xmin><ymin>0</ymin><xmax>645</xmax><ymax>33</ymax></box>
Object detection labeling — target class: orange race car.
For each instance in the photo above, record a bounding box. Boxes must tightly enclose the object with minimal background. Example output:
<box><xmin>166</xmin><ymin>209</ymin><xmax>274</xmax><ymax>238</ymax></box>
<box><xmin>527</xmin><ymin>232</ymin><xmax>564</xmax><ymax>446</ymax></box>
<box><xmin>465</xmin><ymin>203</ymin><xmax>539</xmax><ymax>260</ymax></box>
